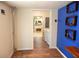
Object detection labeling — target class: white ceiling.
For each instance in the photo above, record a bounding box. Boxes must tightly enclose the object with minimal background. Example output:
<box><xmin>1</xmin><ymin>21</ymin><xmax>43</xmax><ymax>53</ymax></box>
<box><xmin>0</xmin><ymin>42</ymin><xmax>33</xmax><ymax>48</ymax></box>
<box><xmin>6</xmin><ymin>1</ymin><xmax>71</xmax><ymax>9</ymax></box>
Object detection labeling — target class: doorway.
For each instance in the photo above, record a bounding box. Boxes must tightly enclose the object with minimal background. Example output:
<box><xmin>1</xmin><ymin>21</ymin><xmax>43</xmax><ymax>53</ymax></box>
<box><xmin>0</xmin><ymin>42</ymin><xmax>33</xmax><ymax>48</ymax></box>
<box><xmin>33</xmin><ymin>16</ymin><xmax>46</xmax><ymax>48</ymax></box>
<box><xmin>32</xmin><ymin>10</ymin><xmax>50</xmax><ymax>49</ymax></box>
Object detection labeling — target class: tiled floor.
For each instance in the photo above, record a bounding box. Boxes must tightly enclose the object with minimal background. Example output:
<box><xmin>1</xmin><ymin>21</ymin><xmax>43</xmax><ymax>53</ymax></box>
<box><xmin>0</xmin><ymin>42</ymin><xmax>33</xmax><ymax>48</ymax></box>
<box><xmin>12</xmin><ymin>35</ymin><xmax>63</xmax><ymax>58</ymax></box>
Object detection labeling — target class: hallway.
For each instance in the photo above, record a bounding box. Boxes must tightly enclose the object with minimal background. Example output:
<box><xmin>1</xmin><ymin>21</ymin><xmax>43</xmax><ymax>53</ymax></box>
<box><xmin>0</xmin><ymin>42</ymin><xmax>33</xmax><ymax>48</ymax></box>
<box><xmin>0</xmin><ymin>1</ymin><xmax>74</xmax><ymax>58</ymax></box>
<box><xmin>12</xmin><ymin>36</ymin><xmax>63</xmax><ymax>58</ymax></box>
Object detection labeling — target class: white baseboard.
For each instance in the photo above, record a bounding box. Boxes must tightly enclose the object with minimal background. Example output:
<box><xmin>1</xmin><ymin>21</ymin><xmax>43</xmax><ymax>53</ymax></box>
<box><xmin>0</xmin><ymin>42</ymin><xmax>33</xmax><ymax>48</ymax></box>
<box><xmin>49</xmin><ymin>46</ymin><xmax>66</xmax><ymax>58</ymax></box>
<box><xmin>56</xmin><ymin>47</ymin><xmax>67</xmax><ymax>58</ymax></box>
<box><xmin>49</xmin><ymin>46</ymin><xmax>57</xmax><ymax>49</ymax></box>
<box><xmin>17</xmin><ymin>48</ymin><xmax>33</xmax><ymax>50</ymax></box>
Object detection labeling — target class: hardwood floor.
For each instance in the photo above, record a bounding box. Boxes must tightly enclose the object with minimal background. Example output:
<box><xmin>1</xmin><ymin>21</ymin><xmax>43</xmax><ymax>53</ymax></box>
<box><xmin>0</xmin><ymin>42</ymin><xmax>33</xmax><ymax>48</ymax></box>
<box><xmin>12</xmin><ymin>36</ymin><xmax>64</xmax><ymax>58</ymax></box>
<box><xmin>34</xmin><ymin>37</ymin><xmax>49</xmax><ymax>49</ymax></box>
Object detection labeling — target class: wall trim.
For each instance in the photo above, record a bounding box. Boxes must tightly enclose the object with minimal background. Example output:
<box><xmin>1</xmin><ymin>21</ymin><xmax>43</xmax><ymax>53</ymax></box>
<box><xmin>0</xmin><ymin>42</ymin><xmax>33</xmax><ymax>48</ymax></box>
<box><xmin>56</xmin><ymin>47</ymin><xmax>67</xmax><ymax>58</ymax></box>
<box><xmin>49</xmin><ymin>47</ymin><xmax>66</xmax><ymax>58</ymax></box>
<box><xmin>17</xmin><ymin>48</ymin><xmax>33</xmax><ymax>50</ymax></box>
<box><xmin>49</xmin><ymin>46</ymin><xmax>57</xmax><ymax>48</ymax></box>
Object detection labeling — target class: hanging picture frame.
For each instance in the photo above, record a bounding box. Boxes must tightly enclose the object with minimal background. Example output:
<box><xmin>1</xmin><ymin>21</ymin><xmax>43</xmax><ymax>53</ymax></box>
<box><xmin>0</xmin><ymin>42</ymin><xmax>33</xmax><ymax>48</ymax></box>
<box><xmin>33</xmin><ymin>16</ymin><xmax>42</xmax><ymax>26</ymax></box>
<box><xmin>65</xmin><ymin>16</ymin><xmax>77</xmax><ymax>26</ymax></box>
<box><xmin>45</xmin><ymin>17</ymin><xmax>49</xmax><ymax>28</ymax></box>
<box><xmin>65</xmin><ymin>29</ymin><xmax>76</xmax><ymax>41</ymax></box>
<box><xmin>66</xmin><ymin>1</ymin><xmax>79</xmax><ymax>13</ymax></box>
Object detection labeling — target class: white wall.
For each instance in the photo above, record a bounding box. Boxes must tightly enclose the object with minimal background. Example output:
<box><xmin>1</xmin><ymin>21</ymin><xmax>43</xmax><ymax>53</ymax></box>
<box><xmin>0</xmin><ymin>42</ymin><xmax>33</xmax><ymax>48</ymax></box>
<box><xmin>43</xmin><ymin>9</ymin><xmax>58</xmax><ymax>48</ymax></box>
<box><xmin>32</xmin><ymin>9</ymin><xmax>50</xmax><ymax>17</ymax></box>
<box><xmin>49</xmin><ymin>9</ymin><xmax>58</xmax><ymax>48</ymax></box>
<box><xmin>14</xmin><ymin>8</ymin><xmax>57</xmax><ymax>49</ymax></box>
<box><xmin>0</xmin><ymin>2</ymin><xmax>14</xmax><ymax>57</ymax></box>
<box><xmin>14</xmin><ymin>8</ymin><xmax>33</xmax><ymax>50</ymax></box>
<box><xmin>14</xmin><ymin>9</ymin><xmax>50</xmax><ymax>50</ymax></box>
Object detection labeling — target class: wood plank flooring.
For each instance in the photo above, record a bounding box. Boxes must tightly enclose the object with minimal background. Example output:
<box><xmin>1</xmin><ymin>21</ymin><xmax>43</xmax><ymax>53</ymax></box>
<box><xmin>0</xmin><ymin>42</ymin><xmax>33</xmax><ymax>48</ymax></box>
<box><xmin>12</xmin><ymin>36</ymin><xmax>64</xmax><ymax>58</ymax></box>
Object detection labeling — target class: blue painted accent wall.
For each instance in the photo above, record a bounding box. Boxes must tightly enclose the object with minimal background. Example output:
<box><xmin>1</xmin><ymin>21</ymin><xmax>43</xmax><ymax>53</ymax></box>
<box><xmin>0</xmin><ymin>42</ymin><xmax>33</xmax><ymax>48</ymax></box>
<box><xmin>57</xmin><ymin>2</ymin><xmax>79</xmax><ymax>58</ymax></box>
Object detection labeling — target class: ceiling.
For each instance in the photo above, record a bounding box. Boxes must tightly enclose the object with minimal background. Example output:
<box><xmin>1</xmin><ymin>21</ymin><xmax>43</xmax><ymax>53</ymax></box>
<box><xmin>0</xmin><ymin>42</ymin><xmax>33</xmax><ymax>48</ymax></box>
<box><xmin>6</xmin><ymin>1</ymin><xmax>71</xmax><ymax>9</ymax></box>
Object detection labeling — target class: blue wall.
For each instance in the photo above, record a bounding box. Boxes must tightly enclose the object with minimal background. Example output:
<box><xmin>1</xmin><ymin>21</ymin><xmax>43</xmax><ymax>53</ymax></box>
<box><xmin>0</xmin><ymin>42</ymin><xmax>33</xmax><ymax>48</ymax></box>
<box><xmin>57</xmin><ymin>2</ymin><xmax>79</xmax><ymax>58</ymax></box>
